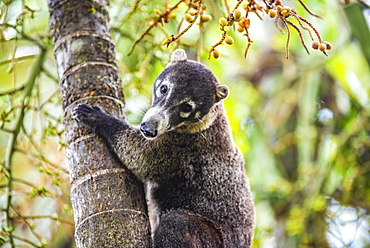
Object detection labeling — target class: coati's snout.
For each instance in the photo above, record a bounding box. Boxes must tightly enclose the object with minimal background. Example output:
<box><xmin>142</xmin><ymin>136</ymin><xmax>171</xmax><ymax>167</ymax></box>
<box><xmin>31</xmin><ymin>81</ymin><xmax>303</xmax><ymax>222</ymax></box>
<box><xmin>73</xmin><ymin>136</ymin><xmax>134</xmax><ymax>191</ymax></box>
<box><xmin>140</xmin><ymin>122</ymin><xmax>158</xmax><ymax>138</ymax></box>
<box><xmin>140</xmin><ymin>106</ymin><xmax>170</xmax><ymax>139</ymax></box>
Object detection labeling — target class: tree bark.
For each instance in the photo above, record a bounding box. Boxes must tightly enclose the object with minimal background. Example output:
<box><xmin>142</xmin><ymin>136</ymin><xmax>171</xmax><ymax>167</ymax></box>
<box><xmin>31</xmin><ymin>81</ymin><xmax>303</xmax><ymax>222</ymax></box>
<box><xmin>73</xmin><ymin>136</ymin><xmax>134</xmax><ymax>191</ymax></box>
<box><xmin>48</xmin><ymin>0</ymin><xmax>151</xmax><ymax>247</ymax></box>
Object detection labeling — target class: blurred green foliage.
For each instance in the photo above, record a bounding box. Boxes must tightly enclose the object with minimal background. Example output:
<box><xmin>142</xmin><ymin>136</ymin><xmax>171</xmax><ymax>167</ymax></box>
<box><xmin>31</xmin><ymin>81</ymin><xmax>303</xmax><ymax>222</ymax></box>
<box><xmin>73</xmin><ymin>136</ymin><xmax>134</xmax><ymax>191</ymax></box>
<box><xmin>0</xmin><ymin>0</ymin><xmax>369</xmax><ymax>247</ymax></box>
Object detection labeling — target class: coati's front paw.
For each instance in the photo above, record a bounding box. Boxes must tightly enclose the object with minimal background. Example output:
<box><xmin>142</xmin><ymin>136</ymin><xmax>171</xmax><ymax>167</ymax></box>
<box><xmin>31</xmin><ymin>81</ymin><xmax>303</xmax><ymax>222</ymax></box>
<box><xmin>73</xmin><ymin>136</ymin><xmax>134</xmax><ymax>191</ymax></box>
<box><xmin>72</xmin><ymin>103</ymin><xmax>106</xmax><ymax>126</ymax></box>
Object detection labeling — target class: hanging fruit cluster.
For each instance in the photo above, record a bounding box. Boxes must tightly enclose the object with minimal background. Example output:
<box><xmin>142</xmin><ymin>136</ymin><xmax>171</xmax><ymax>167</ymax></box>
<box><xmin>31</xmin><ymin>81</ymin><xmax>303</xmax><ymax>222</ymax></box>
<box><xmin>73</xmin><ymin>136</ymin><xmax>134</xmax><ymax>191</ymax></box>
<box><xmin>129</xmin><ymin>0</ymin><xmax>336</xmax><ymax>59</ymax></box>
<box><xmin>209</xmin><ymin>0</ymin><xmax>333</xmax><ymax>59</ymax></box>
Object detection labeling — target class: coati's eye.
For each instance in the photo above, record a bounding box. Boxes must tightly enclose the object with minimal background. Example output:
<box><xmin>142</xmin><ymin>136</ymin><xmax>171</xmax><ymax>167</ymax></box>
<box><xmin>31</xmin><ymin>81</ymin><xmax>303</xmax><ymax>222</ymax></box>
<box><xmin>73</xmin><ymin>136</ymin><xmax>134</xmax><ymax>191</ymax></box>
<box><xmin>180</xmin><ymin>103</ymin><xmax>193</xmax><ymax>113</ymax></box>
<box><xmin>160</xmin><ymin>85</ymin><xmax>168</xmax><ymax>94</ymax></box>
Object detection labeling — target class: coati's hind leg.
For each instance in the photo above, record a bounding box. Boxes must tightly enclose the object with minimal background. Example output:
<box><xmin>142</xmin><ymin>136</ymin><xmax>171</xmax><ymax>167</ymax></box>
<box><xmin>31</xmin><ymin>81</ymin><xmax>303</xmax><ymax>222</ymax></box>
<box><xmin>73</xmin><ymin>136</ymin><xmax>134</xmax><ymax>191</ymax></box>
<box><xmin>153</xmin><ymin>210</ymin><xmax>224</xmax><ymax>248</ymax></box>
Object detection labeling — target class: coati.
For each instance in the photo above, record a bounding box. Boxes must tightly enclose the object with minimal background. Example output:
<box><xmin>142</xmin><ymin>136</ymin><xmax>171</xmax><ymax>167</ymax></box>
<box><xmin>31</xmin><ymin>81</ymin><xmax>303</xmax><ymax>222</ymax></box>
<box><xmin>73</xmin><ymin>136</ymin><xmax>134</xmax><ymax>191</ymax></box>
<box><xmin>73</xmin><ymin>49</ymin><xmax>255</xmax><ymax>247</ymax></box>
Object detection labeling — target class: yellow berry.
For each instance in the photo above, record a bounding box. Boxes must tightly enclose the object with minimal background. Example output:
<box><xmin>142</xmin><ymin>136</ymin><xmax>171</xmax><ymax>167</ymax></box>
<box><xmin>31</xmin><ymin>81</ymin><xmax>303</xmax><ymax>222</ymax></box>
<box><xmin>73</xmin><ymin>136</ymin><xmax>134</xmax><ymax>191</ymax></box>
<box><xmin>220</xmin><ymin>25</ymin><xmax>230</xmax><ymax>32</ymax></box>
<box><xmin>276</xmin><ymin>6</ymin><xmax>283</xmax><ymax>12</ymax></box>
<box><xmin>219</xmin><ymin>17</ymin><xmax>228</xmax><ymax>26</ymax></box>
<box><xmin>237</xmin><ymin>25</ymin><xmax>245</xmax><ymax>33</ymax></box>
<box><xmin>184</xmin><ymin>13</ymin><xmax>193</xmax><ymax>23</ymax></box>
<box><xmin>282</xmin><ymin>6</ymin><xmax>291</xmax><ymax>12</ymax></box>
<box><xmin>312</xmin><ymin>41</ymin><xmax>320</xmax><ymax>50</ymax></box>
<box><xmin>201</xmin><ymin>14</ymin><xmax>212</xmax><ymax>22</ymax></box>
<box><xmin>233</xmin><ymin>9</ymin><xmax>242</xmax><ymax>21</ymax></box>
<box><xmin>212</xmin><ymin>49</ymin><xmax>220</xmax><ymax>59</ymax></box>
<box><xmin>268</xmin><ymin>9</ymin><xmax>277</xmax><ymax>18</ymax></box>
<box><xmin>319</xmin><ymin>43</ymin><xmax>326</xmax><ymax>51</ymax></box>
<box><xmin>322</xmin><ymin>41</ymin><xmax>332</xmax><ymax>50</ymax></box>
<box><xmin>225</xmin><ymin>36</ymin><xmax>234</xmax><ymax>45</ymax></box>
<box><xmin>188</xmin><ymin>10</ymin><xmax>197</xmax><ymax>16</ymax></box>
<box><xmin>281</xmin><ymin>6</ymin><xmax>291</xmax><ymax>16</ymax></box>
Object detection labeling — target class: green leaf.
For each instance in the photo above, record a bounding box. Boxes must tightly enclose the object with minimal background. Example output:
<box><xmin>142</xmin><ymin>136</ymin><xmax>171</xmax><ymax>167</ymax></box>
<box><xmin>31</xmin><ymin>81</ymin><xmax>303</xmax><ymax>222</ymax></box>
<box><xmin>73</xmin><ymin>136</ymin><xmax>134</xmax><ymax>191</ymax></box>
<box><xmin>343</xmin><ymin>3</ymin><xmax>370</xmax><ymax>66</ymax></box>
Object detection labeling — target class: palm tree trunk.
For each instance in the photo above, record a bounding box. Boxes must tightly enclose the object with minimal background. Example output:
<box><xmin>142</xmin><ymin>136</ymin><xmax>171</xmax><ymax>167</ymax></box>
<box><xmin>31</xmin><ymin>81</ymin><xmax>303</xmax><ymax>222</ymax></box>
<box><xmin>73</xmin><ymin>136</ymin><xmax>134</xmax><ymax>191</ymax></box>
<box><xmin>48</xmin><ymin>0</ymin><xmax>151</xmax><ymax>246</ymax></box>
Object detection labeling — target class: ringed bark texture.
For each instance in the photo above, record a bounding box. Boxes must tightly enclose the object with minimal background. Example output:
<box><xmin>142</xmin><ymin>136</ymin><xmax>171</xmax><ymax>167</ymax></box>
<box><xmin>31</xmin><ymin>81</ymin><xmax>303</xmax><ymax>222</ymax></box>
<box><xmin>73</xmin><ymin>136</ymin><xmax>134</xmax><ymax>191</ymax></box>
<box><xmin>48</xmin><ymin>0</ymin><xmax>151</xmax><ymax>247</ymax></box>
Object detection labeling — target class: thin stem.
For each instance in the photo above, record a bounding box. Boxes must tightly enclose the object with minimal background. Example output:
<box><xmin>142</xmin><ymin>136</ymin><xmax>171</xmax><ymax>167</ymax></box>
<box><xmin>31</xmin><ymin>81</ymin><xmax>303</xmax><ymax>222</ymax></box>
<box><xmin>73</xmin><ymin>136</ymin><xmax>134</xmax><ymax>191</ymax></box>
<box><xmin>121</xmin><ymin>0</ymin><xmax>142</xmax><ymax>24</ymax></box>
<box><xmin>297</xmin><ymin>0</ymin><xmax>322</xmax><ymax>18</ymax></box>
<box><xmin>285</xmin><ymin>18</ymin><xmax>310</xmax><ymax>54</ymax></box>
<box><xmin>12</xmin><ymin>235</ymin><xmax>41</xmax><ymax>248</ymax></box>
<box><xmin>291</xmin><ymin>12</ymin><xmax>314</xmax><ymax>41</ymax></box>
<box><xmin>11</xmin><ymin>205</ymin><xmax>45</xmax><ymax>244</ymax></box>
<box><xmin>297</xmin><ymin>15</ymin><xmax>323</xmax><ymax>43</ymax></box>
<box><xmin>275</xmin><ymin>17</ymin><xmax>285</xmax><ymax>35</ymax></box>
<box><xmin>12</xmin><ymin>215</ymin><xmax>74</xmax><ymax>225</ymax></box>
<box><xmin>280</xmin><ymin>18</ymin><xmax>291</xmax><ymax>58</ymax></box>
<box><xmin>4</xmin><ymin>47</ymin><xmax>47</xmax><ymax>247</ymax></box>
<box><xmin>127</xmin><ymin>0</ymin><xmax>185</xmax><ymax>55</ymax></box>
<box><xmin>173</xmin><ymin>1</ymin><xmax>203</xmax><ymax>42</ymax></box>
<box><xmin>244</xmin><ymin>29</ymin><xmax>253</xmax><ymax>58</ymax></box>
<box><xmin>208</xmin><ymin>31</ymin><xmax>226</xmax><ymax>59</ymax></box>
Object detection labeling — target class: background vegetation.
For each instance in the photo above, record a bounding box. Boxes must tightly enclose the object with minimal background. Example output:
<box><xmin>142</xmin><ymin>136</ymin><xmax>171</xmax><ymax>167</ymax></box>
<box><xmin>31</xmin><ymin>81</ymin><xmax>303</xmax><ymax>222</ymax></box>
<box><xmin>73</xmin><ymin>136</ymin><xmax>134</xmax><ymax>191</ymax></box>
<box><xmin>0</xmin><ymin>0</ymin><xmax>369</xmax><ymax>247</ymax></box>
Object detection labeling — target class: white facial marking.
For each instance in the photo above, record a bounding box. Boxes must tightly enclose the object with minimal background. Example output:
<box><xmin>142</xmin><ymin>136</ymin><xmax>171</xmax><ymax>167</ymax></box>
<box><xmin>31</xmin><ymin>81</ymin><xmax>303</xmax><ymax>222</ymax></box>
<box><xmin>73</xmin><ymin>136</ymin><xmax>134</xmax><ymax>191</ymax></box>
<box><xmin>195</xmin><ymin>111</ymin><xmax>201</xmax><ymax>119</ymax></box>
<box><xmin>187</xmin><ymin>100</ymin><xmax>196</xmax><ymax>109</ymax></box>
<box><xmin>154</xmin><ymin>79</ymin><xmax>161</xmax><ymax>88</ymax></box>
<box><xmin>155</xmin><ymin>78</ymin><xmax>174</xmax><ymax>101</ymax></box>
<box><xmin>180</xmin><ymin>111</ymin><xmax>191</xmax><ymax>118</ymax></box>
<box><xmin>165</xmin><ymin>82</ymin><xmax>174</xmax><ymax>100</ymax></box>
<box><xmin>179</xmin><ymin>100</ymin><xmax>196</xmax><ymax>118</ymax></box>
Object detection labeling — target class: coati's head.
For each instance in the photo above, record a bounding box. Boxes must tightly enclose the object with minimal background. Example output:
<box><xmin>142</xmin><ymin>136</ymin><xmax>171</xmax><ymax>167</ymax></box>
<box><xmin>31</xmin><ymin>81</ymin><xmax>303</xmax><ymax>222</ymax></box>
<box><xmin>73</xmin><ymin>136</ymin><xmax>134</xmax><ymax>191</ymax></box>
<box><xmin>140</xmin><ymin>49</ymin><xmax>229</xmax><ymax>139</ymax></box>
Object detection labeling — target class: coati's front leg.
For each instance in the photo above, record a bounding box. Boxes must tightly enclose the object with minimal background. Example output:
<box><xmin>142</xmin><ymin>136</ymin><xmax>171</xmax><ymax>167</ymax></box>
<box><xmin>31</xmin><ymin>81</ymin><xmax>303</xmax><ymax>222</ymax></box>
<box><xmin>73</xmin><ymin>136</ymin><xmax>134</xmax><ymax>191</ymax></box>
<box><xmin>72</xmin><ymin>103</ymin><xmax>148</xmax><ymax>178</ymax></box>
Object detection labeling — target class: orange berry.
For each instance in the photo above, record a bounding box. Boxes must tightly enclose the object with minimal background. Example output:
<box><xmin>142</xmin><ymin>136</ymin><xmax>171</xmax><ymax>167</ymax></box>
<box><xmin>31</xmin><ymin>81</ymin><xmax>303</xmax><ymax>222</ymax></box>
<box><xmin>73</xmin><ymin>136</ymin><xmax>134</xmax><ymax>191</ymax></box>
<box><xmin>275</xmin><ymin>0</ymin><xmax>283</xmax><ymax>6</ymax></box>
<box><xmin>268</xmin><ymin>9</ymin><xmax>277</xmax><ymax>18</ymax></box>
<box><xmin>237</xmin><ymin>25</ymin><xmax>245</xmax><ymax>33</ymax></box>
<box><xmin>322</xmin><ymin>41</ymin><xmax>332</xmax><ymax>50</ymax></box>
<box><xmin>212</xmin><ymin>49</ymin><xmax>220</xmax><ymax>59</ymax></box>
<box><xmin>312</xmin><ymin>41</ymin><xmax>320</xmax><ymax>50</ymax></box>
<box><xmin>319</xmin><ymin>43</ymin><xmax>326</xmax><ymax>51</ymax></box>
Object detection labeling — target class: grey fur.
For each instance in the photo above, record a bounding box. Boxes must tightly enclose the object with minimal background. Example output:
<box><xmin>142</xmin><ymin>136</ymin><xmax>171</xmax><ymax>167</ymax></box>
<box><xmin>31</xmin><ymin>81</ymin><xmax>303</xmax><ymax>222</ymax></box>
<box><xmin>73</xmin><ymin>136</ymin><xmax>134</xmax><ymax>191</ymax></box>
<box><xmin>73</xmin><ymin>49</ymin><xmax>255</xmax><ymax>247</ymax></box>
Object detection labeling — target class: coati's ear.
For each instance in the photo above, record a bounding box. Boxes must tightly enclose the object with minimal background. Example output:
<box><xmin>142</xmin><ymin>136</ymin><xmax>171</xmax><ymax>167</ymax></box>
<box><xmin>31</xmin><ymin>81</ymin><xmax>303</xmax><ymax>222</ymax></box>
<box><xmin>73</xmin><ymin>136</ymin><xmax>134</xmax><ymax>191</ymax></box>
<box><xmin>216</xmin><ymin>85</ymin><xmax>229</xmax><ymax>102</ymax></box>
<box><xmin>170</xmin><ymin>49</ymin><xmax>187</xmax><ymax>63</ymax></box>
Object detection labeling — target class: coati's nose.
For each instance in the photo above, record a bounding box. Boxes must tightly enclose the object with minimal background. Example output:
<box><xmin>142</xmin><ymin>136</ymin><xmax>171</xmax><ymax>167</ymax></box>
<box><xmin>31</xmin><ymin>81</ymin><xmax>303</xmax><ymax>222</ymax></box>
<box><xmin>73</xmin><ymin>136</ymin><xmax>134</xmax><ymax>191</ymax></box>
<box><xmin>140</xmin><ymin>122</ymin><xmax>158</xmax><ymax>138</ymax></box>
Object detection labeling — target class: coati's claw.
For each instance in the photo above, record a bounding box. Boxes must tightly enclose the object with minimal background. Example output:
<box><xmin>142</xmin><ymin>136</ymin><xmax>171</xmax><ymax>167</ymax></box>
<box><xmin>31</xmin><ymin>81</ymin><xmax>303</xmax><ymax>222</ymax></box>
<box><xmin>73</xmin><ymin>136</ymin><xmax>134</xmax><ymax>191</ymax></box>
<box><xmin>72</xmin><ymin>104</ymin><xmax>103</xmax><ymax>124</ymax></box>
